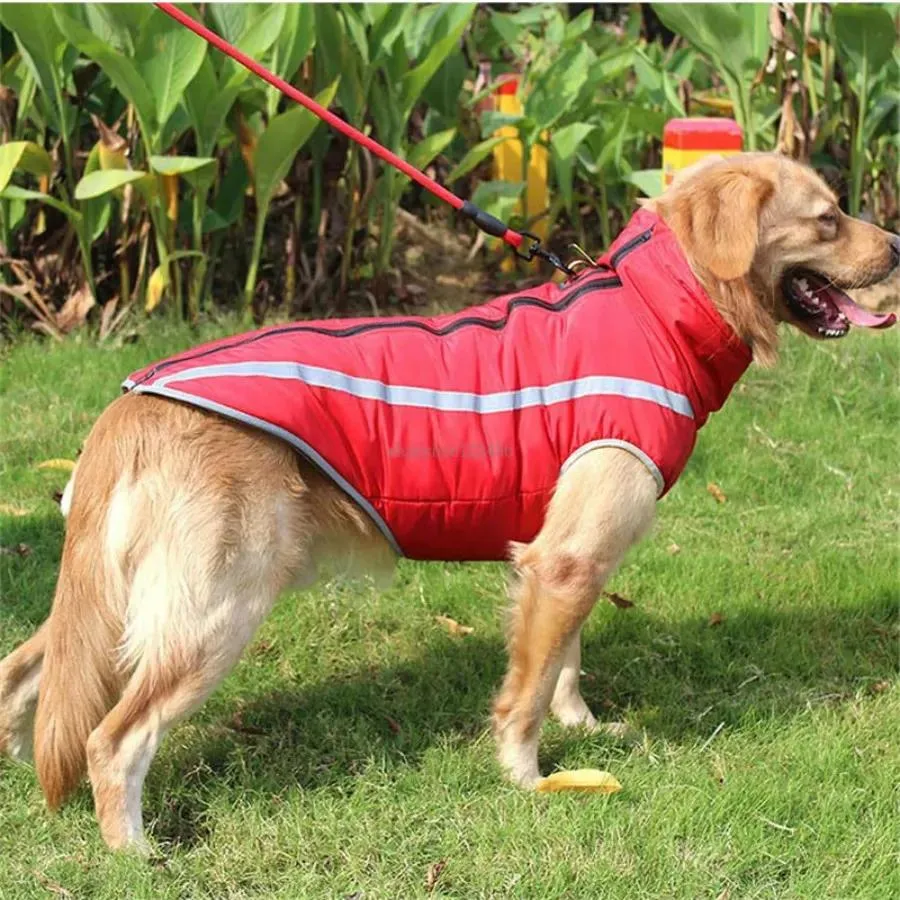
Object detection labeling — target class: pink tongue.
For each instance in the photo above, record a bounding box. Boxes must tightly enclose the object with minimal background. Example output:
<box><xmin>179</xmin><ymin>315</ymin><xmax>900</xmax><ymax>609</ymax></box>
<box><xmin>831</xmin><ymin>292</ymin><xmax>896</xmax><ymax>329</ymax></box>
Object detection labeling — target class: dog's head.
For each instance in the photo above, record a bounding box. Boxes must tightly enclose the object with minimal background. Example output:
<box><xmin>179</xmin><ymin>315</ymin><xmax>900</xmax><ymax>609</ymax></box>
<box><xmin>649</xmin><ymin>153</ymin><xmax>898</xmax><ymax>365</ymax></box>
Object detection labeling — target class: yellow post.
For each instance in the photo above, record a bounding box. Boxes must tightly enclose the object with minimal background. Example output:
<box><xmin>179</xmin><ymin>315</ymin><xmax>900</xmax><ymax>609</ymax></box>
<box><xmin>492</xmin><ymin>76</ymin><xmax>549</xmax><ymax>270</ymax></box>
<box><xmin>662</xmin><ymin>118</ymin><xmax>743</xmax><ymax>190</ymax></box>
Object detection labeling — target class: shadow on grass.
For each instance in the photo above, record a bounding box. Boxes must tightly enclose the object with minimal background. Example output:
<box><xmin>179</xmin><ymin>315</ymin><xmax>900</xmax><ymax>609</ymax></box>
<box><xmin>147</xmin><ymin>591</ymin><xmax>896</xmax><ymax>849</ymax></box>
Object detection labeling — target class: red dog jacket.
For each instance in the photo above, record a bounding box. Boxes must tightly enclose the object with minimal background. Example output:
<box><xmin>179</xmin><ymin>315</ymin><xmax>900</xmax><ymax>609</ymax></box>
<box><xmin>125</xmin><ymin>209</ymin><xmax>752</xmax><ymax>560</ymax></box>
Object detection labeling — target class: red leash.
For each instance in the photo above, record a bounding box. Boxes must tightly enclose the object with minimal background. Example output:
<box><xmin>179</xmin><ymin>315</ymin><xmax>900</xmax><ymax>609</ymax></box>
<box><xmin>153</xmin><ymin>2</ymin><xmax>572</xmax><ymax>276</ymax></box>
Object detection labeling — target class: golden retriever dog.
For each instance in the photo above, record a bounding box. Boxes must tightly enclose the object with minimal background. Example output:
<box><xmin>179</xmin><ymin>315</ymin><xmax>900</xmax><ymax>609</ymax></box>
<box><xmin>1</xmin><ymin>154</ymin><xmax>897</xmax><ymax>851</ymax></box>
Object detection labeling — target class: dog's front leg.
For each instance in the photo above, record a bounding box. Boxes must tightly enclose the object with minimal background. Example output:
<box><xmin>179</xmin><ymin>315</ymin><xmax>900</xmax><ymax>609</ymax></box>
<box><xmin>549</xmin><ymin>629</ymin><xmax>596</xmax><ymax>729</ymax></box>
<box><xmin>492</xmin><ymin>448</ymin><xmax>658</xmax><ymax>788</ymax></box>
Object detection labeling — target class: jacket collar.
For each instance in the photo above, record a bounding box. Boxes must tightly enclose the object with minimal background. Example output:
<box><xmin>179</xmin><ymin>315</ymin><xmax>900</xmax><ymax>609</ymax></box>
<box><xmin>600</xmin><ymin>208</ymin><xmax>753</xmax><ymax>426</ymax></box>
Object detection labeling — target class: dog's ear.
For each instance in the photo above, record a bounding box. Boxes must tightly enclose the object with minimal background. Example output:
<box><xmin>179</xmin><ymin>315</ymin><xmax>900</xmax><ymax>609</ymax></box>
<box><xmin>660</xmin><ymin>167</ymin><xmax>774</xmax><ymax>281</ymax></box>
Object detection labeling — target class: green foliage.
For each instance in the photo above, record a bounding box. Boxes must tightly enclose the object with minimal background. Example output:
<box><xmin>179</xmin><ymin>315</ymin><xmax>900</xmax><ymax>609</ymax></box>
<box><xmin>245</xmin><ymin>79</ymin><xmax>340</xmax><ymax>311</ymax></box>
<box><xmin>653</xmin><ymin>4</ymin><xmax>770</xmax><ymax>148</ymax></box>
<box><xmin>0</xmin><ymin>3</ymin><xmax>895</xmax><ymax>333</ymax></box>
<box><xmin>831</xmin><ymin>4</ymin><xmax>899</xmax><ymax>215</ymax></box>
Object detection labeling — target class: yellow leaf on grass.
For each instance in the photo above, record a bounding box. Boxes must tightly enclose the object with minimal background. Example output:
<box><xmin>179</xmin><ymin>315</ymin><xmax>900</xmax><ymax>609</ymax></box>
<box><xmin>707</xmin><ymin>482</ymin><xmax>727</xmax><ymax>503</ymax></box>
<box><xmin>0</xmin><ymin>504</ymin><xmax>31</xmax><ymax>517</ymax></box>
<box><xmin>435</xmin><ymin>615</ymin><xmax>474</xmax><ymax>636</ymax></box>
<box><xmin>146</xmin><ymin>265</ymin><xmax>168</xmax><ymax>313</ymax></box>
<box><xmin>36</xmin><ymin>459</ymin><xmax>76</xmax><ymax>472</ymax></box>
<box><xmin>536</xmin><ymin>769</ymin><xmax>622</xmax><ymax>794</ymax></box>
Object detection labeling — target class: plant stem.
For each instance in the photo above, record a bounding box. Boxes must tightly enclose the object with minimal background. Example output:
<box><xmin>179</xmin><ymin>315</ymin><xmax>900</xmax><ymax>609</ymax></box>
<box><xmin>339</xmin><ymin>148</ymin><xmax>359</xmax><ymax>295</ymax></box>
<box><xmin>376</xmin><ymin>169</ymin><xmax>397</xmax><ymax>276</ymax></box>
<box><xmin>850</xmin><ymin>63</ymin><xmax>867</xmax><ymax>217</ymax></box>
<box><xmin>189</xmin><ymin>192</ymin><xmax>206</xmax><ymax>321</ymax></box>
<box><xmin>598</xmin><ymin>182</ymin><xmax>610</xmax><ymax>248</ymax></box>
<box><xmin>244</xmin><ymin>209</ymin><xmax>267</xmax><ymax>319</ymax></box>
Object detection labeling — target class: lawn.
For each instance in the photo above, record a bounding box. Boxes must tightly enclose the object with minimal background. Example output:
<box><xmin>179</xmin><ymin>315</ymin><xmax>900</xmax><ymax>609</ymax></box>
<box><xmin>0</xmin><ymin>321</ymin><xmax>897</xmax><ymax>899</ymax></box>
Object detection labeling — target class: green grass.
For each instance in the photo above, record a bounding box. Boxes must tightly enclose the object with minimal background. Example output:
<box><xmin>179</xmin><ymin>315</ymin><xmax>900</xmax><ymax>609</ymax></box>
<box><xmin>1</xmin><ymin>322</ymin><xmax>898</xmax><ymax>899</ymax></box>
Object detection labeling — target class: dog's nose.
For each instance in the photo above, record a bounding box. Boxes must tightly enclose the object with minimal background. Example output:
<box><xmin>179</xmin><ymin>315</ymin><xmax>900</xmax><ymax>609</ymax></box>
<box><xmin>891</xmin><ymin>237</ymin><xmax>900</xmax><ymax>270</ymax></box>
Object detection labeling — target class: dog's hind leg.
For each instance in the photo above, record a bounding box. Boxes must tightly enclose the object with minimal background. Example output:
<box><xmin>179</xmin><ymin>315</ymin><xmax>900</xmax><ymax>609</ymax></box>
<box><xmin>0</xmin><ymin>622</ymin><xmax>48</xmax><ymax>761</ymax></box>
<box><xmin>85</xmin><ymin>592</ymin><xmax>276</xmax><ymax>851</ymax></box>
<box><xmin>85</xmin><ymin>496</ymin><xmax>309</xmax><ymax>851</ymax></box>
<box><xmin>493</xmin><ymin>448</ymin><xmax>657</xmax><ymax>788</ymax></box>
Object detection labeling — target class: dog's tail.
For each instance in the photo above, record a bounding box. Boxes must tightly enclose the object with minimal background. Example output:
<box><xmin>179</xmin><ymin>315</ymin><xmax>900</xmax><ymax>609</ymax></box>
<box><xmin>34</xmin><ymin>418</ymin><xmax>126</xmax><ymax>809</ymax></box>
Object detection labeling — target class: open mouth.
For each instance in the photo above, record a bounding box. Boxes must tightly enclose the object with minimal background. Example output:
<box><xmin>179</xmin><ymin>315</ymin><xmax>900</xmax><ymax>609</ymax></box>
<box><xmin>782</xmin><ymin>270</ymin><xmax>896</xmax><ymax>338</ymax></box>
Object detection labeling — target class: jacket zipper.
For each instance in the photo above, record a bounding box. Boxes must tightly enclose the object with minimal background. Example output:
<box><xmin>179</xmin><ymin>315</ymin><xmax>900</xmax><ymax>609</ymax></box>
<box><xmin>609</xmin><ymin>226</ymin><xmax>654</xmax><ymax>269</ymax></box>
<box><xmin>132</xmin><ymin>274</ymin><xmax>624</xmax><ymax>386</ymax></box>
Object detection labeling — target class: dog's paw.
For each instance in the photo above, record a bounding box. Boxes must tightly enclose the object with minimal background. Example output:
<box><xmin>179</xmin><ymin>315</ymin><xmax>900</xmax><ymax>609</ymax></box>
<box><xmin>550</xmin><ymin>696</ymin><xmax>598</xmax><ymax>730</ymax></box>
<box><xmin>496</xmin><ymin>735</ymin><xmax>541</xmax><ymax>790</ymax></box>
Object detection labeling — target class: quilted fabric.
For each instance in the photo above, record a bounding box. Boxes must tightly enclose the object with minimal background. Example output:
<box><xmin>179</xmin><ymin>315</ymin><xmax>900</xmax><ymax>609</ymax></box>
<box><xmin>125</xmin><ymin>209</ymin><xmax>751</xmax><ymax>560</ymax></box>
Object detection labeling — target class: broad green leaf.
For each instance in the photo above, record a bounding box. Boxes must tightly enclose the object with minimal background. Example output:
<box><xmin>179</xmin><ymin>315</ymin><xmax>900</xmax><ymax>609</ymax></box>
<box><xmin>203</xmin><ymin>149</ymin><xmax>248</xmax><ymax>234</ymax></box>
<box><xmin>0</xmin><ymin>142</ymin><xmax>53</xmax><ymax>193</ymax></box>
<box><xmin>96</xmin><ymin>2</ymin><xmax>153</xmax><ymax>50</ymax></box>
<box><xmin>662</xmin><ymin>71</ymin><xmax>687</xmax><ymax>118</ymax></box>
<box><xmin>51</xmin><ymin>7</ymin><xmax>156</xmax><ymax>134</ymax></box>
<box><xmin>265</xmin><ymin>5</ymin><xmax>315</xmax><ymax>119</ymax></box>
<box><xmin>422</xmin><ymin>49</ymin><xmax>467</xmax><ymax>118</ymax></box>
<box><xmin>314</xmin><ymin>6</ymin><xmax>363</xmax><ymax>125</ymax></box>
<box><xmin>545</xmin><ymin>8</ymin><xmax>566</xmax><ymax>47</ymax></box>
<box><xmin>186</xmin><ymin>5</ymin><xmax>286</xmax><ymax>154</ymax></box>
<box><xmin>865</xmin><ymin>91</ymin><xmax>900</xmax><ymax>142</ymax></box>
<box><xmin>525</xmin><ymin>43</ymin><xmax>594</xmax><ymax>133</ymax></box>
<box><xmin>551</xmin><ymin>123</ymin><xmax>596</xmax><ymax>211</ymax></box>
<box><xmin>400</xmin><ymin>5</ymin><xmax>475</xmax><ymax>121</ymax></box>
<box><xmin>652</xmin><ymin>3</ymin><xmax>769</xmax><ymax>137</ymax></box>
<box><xmin>406</xmin><ymin>128</ymin><xmax>456</xmax><ymax>174</ymax></box>
<box><xmin>590</xmin><ymin>45</ymin><xmax>635</xmax><ymax>83</ymax></box>
<box><xmin>183</xmin><ymin>56</ymin><xmax>221</xmax><ymax>154</ymax></box>
<box><xmin>139</xmin><ymin>14</ymin><xmax>208</xmax><ymax>134</ymax></box>
<box><xmin>369</xmin><ymin>4</ymin><xmax>414</xmax><ymax>69</ymax></box>
<box><xmin>564</xmin><ymin>9</ymin><xmax>594</xmax><ymax>45</ymax></box>
<box><xmin>253</xmin><ymin>80</ymin><xmax>340</xmax><ymax>211</ymax></box>
<box><xmin>209</xmin><ymin>3</ymin><xmax>249</xmax><ymax>44</ymax></box>
<box><xmin>404</xmin><ymin>5</ymin><xmax>444</xmax><ymax>61</ymax></box>
<box><xmin>623</xmin><ymin>169</ymin><xmax>664</xmax><ymax>198</ymax></box>
<box><xmin>653</xmin><ymin>4</ymin><xmax>769</xmax><ymax>81</ymax></box>
<box><xmin>446</xmin><ymin>136</ymin><xmax>508</xmax><ymax>183</ymax></box>
<box><xmin>833</xmin><ymin>5</ymin><xmax>896</xmax><ymax>83</ymax></box>
<box><xmin>75</xmin><ymin>169</ymin><xmax>149</xmax><ymax>201</ymax></box>
<box><xmin>550</xmin><ymin>123</ymin><xmax>596</xmax><ymax>162</ymax></box>
<box><xmin>85</xmin><ymin>5</ymin><xmax>129</xmax><ymax>54</ymax></box>
<box><xmin>0</xmin><ymin>6</ymin><xmax>74</xmax><ymax>135</ymax></box>
<box><xmin>490</xmin><ymin>13</ymin><xmax>525</xmax><ymax>47</ymax></box>
<box><xmin>237</xmin><ymin>4</ymin><xmax>286</xmax><ymax>62</ymax></box>
<box><xmin>343</xmin><ymin>5</ymin><xmax>370</xmax><ymax>67</ymax></box>
<box><xmin>86</xmin><ymin>200</ymin><xmax>113</xmax><ymax>243</ymax></box>
<box><xmin>149</xmin><ymin>156</ymin><xmax>216</xmax><ymax>179</ymax></box>
<box><xmin>81</xmin><ymin>145</ymin><xmax>113</xmax><ymax>243</ymax></box>
<box><xmin>0</xmin><ymin>185</ymin><xmax>80</xmax><ymax>222</ymax></box>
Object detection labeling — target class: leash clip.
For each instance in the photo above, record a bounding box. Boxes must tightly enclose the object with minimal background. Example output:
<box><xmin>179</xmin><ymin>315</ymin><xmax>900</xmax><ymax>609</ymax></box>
<box><xmin>514</xmin><ymin>231</ymin><xmax>575</xmax><ymax>279</ymax></box>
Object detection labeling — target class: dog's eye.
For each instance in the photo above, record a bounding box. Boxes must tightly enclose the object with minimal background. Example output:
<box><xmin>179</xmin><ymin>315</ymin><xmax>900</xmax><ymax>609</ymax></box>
<box><xmin>818</xmin><ymin>211</ymin><xmax>838</xmax><ymax>228</ymax></box>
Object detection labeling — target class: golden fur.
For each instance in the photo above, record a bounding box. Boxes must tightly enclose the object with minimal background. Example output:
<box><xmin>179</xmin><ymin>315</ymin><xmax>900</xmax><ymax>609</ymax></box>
<box><xmin>0</xmin><ymin>154</ymin><xmax>896</xmax><ymax>850</ymax></box>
